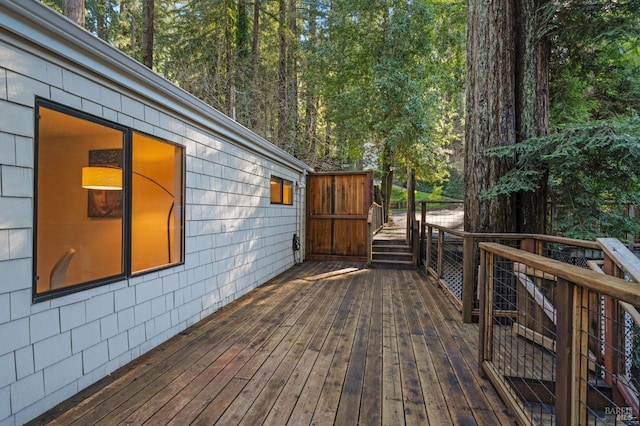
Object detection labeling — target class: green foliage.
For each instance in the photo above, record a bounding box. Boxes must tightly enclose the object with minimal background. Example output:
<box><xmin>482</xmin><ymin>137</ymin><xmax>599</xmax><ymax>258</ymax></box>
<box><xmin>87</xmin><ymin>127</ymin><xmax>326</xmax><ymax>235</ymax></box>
<box><xmin>40</xmin><ymin>0</ymin><xmax>465</xmax><ymax>178</ymax></box>
<box><xmin>311</xmin><ymin>0</ymin><xmax>463</xmax><ymax>180</ymax></box>
<box><xmin>545</xmin><ymin>0</ymin><xmax>640</xmax><ymax>126</ymax></box>
<box><xmin>485</xmin><ymin>114</ymin><xmax>640</xmax><ymax>240</ymax></box>
<box><xmin>442</xmin><ymin>167</ymin><xmax>464</xmax><ymax>199</ymax></box>
<box><xmin>391</xmin><ymin>186</ymin><xmax>449</xmax><ymax>203</ymax></box>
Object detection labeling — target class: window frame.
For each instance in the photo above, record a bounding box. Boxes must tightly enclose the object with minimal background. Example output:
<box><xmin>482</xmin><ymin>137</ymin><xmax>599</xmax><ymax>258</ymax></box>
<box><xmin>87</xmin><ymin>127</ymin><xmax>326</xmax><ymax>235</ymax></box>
<box><xmin>33</xmin><ymin>98</ymin><xmax>186</xmax><ymax>302</ymax></box>
<box><xmin>270</xmin><ymin>175</ymin><xmax>294</xmax><ymax>206</ymax></box>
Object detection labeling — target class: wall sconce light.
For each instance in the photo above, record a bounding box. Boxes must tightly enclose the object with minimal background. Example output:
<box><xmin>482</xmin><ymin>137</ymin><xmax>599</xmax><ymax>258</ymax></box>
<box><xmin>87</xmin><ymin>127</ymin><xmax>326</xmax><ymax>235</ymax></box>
<box><xmin>81</xmin><ymin>166</ymin><xmax>122</xmax><ymax>190</ymax></box>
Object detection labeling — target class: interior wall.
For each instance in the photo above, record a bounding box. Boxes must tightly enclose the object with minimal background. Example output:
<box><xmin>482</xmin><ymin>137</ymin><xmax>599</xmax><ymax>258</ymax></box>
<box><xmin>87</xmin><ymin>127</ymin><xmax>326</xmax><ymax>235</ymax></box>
<box><xmin>131</xmin><ymin>132</ymin><xmax>180</xmax><ymax>272</ymax></box>
<box><xmin>36</xmin><ymin>107</ymin><xmax>123</xmax><ymax>292</ymax></box>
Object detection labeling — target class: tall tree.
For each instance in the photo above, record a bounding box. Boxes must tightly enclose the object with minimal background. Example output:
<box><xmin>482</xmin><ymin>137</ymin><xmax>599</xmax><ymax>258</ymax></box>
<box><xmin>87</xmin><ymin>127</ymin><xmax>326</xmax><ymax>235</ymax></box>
<box><xmin>63</xmin><ymin>0</ymin><xmax>85</xmax><ymax>27</ymax></box>
<box><xmin>249</xmin><ymin>0</ymin><xmax>261</xmax><ymax>129</ymax></box>
<box><xmin>312</xmin><ymin>0</ymin><xmax>447</xmax><ymax>217</ymax></box>
<box><xmin>142</xmin><ymin>0</ymin><xmax>154</xmax><ymax>68</ymax></box>
<box><xmin>465</xmin><ymin>0</ymin><xmax>550</xmax><ymax>233</ymax></box>
<box><xmin>465</xmin><ymin>1</ymin><xmax>517</xmax><ymax>233</ymax></box>
<box><xmin>277</xmin><ymin>0</ymin><xmax>288</xmax><ymax>148</ymax></box>
<box><xmin>514</xmin><ymin>0</ymin><xmax>550</xmax><ymax>234</ymax></box>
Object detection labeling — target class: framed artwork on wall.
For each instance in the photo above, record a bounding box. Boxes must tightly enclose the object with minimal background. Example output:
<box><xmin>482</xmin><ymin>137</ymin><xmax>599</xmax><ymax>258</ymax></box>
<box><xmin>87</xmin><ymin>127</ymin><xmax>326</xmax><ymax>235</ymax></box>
<box><xmin>87</xmin><ymin>149</ymin><xmax>123</xmax><ymax>218</ymax></box>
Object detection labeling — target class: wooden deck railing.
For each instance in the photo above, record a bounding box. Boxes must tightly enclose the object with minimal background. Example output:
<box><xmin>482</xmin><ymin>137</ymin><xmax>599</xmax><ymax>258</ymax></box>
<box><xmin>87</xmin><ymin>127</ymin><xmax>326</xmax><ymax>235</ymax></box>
<box><xmin>420</xmin><ymin>217</ymin><xmax>603</xmax><ymax>323</ymax></box>
<box><xmin>478</xmin><ymin>241</ymin><xmax>640</xmax><ymax>425</ymax></box>
<box><xmin>369</xmin><ymin>203</ymin><xmax>383</xmax><ymax>235</ymax></box>
<box><xmin>367</xmin><ymin>203</ymin><xmax>384</xmax><ymax>264</ymax></box>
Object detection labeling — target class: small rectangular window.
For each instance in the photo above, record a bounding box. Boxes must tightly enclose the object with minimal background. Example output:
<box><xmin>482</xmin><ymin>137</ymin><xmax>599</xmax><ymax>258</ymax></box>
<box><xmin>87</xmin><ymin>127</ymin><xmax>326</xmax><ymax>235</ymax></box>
<box><xmin>270</xmin><ymin>176</ymin><xmax>293</xmax><ymax>205</ymax></box>
<box><xmin>283</xmin><ymin>180</ymin><xmax>293</xmax><ymax>205</ymax></box>
<box><xmin>34</xmin><ymin>99</ymin><xmax>185</xmax><ymax>300</ymax></box>
<box><xmin>270</xmin><ymin>177</ymin><xmax>283</xmax><ymax>204</ymax></box>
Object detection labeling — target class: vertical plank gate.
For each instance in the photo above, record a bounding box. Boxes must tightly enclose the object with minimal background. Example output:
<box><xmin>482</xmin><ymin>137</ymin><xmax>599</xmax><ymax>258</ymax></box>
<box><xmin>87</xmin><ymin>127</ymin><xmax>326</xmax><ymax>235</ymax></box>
<box><xmin>306</xmin><ymin>172</ymin><xmax>372</xmax><ymax>261</ymax></box>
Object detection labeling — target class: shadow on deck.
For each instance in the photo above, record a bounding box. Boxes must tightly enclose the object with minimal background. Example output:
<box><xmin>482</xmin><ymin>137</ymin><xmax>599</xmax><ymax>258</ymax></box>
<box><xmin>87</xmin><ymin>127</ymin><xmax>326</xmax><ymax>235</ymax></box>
<box><xmin>29</xmin><ymin>261</ymin><xmax>513</xmax><ymax>425</ymax></box>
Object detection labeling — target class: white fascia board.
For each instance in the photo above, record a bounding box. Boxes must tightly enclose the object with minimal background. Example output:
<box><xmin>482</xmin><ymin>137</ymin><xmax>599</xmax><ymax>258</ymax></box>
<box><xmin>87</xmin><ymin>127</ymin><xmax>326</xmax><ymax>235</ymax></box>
<box><xmin>0</xmin><ymin>0</ymin><xmax>312</xmax><ymax>174</ymax></box>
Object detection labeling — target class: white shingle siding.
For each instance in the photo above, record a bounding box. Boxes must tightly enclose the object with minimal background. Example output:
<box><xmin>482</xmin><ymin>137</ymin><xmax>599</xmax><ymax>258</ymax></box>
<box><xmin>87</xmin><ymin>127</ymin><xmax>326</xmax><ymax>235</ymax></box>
<box><xmin>0</xmin><ymin>2</ymin><xmax>310</xmax><ymax>425</ymax></box>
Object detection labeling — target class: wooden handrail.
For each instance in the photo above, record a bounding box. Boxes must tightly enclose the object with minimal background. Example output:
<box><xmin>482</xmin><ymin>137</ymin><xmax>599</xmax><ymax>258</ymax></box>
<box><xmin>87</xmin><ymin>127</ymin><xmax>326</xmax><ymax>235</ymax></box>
<box><xmin>479</xmin><ymin>240</ymin><xmax>640</xmax><ymax>425</ymax></box>
<box><xmin>480</xmin><ymin>242</ymin><xmax>640</xmax><ymax>305</ymax></box>
<box><xmin>598</xmin><ymin>237</ymin><xmax>640</xmax><ymax>282</ymax></box>
<box><xmin>421</xmin><ymin>222</ymin><xmax>603</xmax><ymax>323</ymax></box>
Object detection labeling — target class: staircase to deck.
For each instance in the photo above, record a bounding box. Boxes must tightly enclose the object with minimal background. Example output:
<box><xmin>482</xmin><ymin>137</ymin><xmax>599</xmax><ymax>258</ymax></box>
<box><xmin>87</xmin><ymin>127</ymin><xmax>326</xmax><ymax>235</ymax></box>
<box><xmin>371</xmin><ymin>238</ymin><xmax>415</xmax><ymax>269</ymax></box>
<box><xmin>371</xmin><ymin>215</ymin><xmax>417</xmax><ymax>269</ymax></box>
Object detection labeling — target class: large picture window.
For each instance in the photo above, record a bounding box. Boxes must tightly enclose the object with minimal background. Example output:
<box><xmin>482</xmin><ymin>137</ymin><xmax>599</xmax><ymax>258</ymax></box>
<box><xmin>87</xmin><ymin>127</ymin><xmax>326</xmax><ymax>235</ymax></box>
<box><xmin>34</xmin><ymin>99</ymin><xmax>184</xmax><ymax>300</ymax></box>
<box><xmin>270</xmin><ymin>176</ymin><xmax>293</xmax><ymax>205</ymax></box>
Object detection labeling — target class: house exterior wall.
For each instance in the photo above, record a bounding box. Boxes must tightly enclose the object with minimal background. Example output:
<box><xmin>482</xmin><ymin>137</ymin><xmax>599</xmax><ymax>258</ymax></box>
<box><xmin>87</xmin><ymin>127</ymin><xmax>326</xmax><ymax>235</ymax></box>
<box><xmin>0</xmin><ymin>2</ymin><xmax>310</xmax><ymax>425</ymax></box>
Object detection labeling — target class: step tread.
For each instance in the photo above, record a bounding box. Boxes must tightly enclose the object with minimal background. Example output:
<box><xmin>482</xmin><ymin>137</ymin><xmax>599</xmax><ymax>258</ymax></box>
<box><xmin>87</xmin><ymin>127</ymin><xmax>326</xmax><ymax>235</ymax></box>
<box><xmin>372</xmin><ymin>252</ymin><xmax>413</xmax><ymax>258</ymax></box>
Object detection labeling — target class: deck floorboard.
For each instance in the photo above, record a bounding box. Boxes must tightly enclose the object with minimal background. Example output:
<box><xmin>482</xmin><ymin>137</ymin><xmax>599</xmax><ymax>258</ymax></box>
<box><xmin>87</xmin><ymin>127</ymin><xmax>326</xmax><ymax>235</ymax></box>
<box><xmin>29</xmin><ymin>261</ymin><xmax>514</xmax><ymax>426</ymax></box>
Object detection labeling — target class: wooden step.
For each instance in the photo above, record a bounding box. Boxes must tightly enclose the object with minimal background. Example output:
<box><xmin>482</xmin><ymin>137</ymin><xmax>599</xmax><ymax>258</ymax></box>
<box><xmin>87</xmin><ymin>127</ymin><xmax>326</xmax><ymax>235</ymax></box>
<box><xmin>372</xmin><ymin>236</ymin><xmax>415</xmax><ymax>269</ymax></box>
<box><xmin>373</xmin><ymin>239</ymin><xmax>409</xmax><ymax>246</ymax></box>
<box><xmin>372</xmin><ymin>251</ymin><xmax>413</xmax><ymax>262</ymax></box>
<box><xmin>372</xmin><ymin>244</ymin><xmax>412</xmax><ymax>254</ymax></box>
<box><xmin>370</xmin><ymin>259</ymin><xmax>416</xmax><ymax>270</ymax></box>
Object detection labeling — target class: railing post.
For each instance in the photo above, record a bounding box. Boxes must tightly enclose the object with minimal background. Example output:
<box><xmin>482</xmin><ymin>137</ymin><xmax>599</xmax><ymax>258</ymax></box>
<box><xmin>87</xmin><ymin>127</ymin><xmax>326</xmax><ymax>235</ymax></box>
<box><xmin>437</xmin><ymin>229</ymin><xmax>444</xmax><ymax>279</ymax></box>
<box><xmin>426</xmin><ymin>226</ymin><xmax>433</xmax><ymax>271</ymax></box>
<box><xmin>462</xmin><ymin>234</ymin><xmax>475</xmax><ymax>323</ymax></box>
<box><xmin>575</xmin><ymin>286</ymin><xmax>589</xmax><ymax>425</ymax></box>
<box><xmin>367</xmin><ymin>206</ymin><xmax>373</xmax><ymax>266</ymax></box>
<box><xmin>478</xmin><ymin>246</ymin><xmax>493</xmax><ymax>373</ymax></box>
<box><xmin>421</xmin><ymin>202</ymin><xmax>427</xmax><ymax>264</ymax></box>
<box><xmin>413</xmin><ymin>220</ymin><xmax>420</xmax><ymax>267</ymax></box>
<box><xmin>521</xmin><ymin>238</ymin><xmax>536</xmax><ymax>254</ymax></box>
<box><xmin>406</xmin><ymin>170</ymin><xmax>415</xmax><ymax>243</ymax></box>
<box><xmin>420</xmin><ymin>201</ymin><xmax>427</xmax><ymax>240</ymax></box>
<box><xmin>555</xmin><ymin>278</ymin><xmax>576</xmax><ymax>426</ymax></box>
<box><xmin>602</xmin><ymin>254</ymin><xmax>622</xmax><ymax>403</ymax></box>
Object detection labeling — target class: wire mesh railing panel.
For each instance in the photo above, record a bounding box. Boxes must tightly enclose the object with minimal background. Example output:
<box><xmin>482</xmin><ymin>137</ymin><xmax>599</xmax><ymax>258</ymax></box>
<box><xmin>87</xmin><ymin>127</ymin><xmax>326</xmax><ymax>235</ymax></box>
<box><xmin>429</xmin><ymin>234</ymin><xmax>438</xmax><ymax>269</ymax></box>
<box><xmin>482</xmin><ymin>241</ymin><xmax>640</xmax><ymax>425</ymax></box>
<box><xmin>420</xmin><ymin>201</ymin><xmax>464</xmax><ymax>230</ymax></box>
<box><xmin>442</xmin><ymin>236</ymin><xmax>464</xmax><ymax>300</ymax></box>
<box><xmin>489</xmin><ymin>253</ymin><xmax>558</xmax><ymax>425</ymax></box>
<box><xmin>542</xmin><ymin>242</ymin><xmax>604</xmax><ymax>269</ymax></box>
<box><xmin>575</xmin><ymin>290</ymin><xmax>640</xmax><ymax>425</ymax></box>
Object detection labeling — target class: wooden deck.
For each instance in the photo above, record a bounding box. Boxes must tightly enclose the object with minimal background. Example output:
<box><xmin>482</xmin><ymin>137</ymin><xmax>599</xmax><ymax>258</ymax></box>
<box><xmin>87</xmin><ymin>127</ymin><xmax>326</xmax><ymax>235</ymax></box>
<box><xmin>29</xmin><ymin>261</ymin><xmax>514</xmax><ymax>425</ymax></box>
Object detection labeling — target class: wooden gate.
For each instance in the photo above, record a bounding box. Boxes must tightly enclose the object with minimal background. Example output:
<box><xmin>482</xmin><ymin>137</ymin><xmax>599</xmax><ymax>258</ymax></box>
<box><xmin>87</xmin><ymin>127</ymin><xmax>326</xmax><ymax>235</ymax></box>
<box><xmin>306</xmin><ymin>172</ymin><xmax>372</xmax><ymax>261</ymax></box>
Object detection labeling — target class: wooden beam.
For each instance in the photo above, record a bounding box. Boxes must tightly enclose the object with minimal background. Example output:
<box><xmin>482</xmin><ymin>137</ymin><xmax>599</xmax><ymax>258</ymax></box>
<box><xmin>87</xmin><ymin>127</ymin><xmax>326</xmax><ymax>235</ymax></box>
<box><xmin>512</xmin><ymin>322</ymin><xmax>555</xmax><ymax>352</ymax></box>
<box><xmin>555</xmin><ymin>278</ymin><xmax>575</xmax><ymax>426</ymax></box>
<box><xmin>514</xmin><ymin>271</ymin><xmax>557</xmax><ymax>325</ymax></box>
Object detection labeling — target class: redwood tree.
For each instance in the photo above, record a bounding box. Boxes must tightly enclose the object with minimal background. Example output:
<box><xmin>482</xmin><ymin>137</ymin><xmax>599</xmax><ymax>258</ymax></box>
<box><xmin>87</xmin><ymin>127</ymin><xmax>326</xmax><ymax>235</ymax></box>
<box><xmin>465</xmin><ymin>0</ymin><xmax>550</xmax><ymax>233</ymax></box>
<box><xmin>63</xmin><ymin>0</ymin><xmax>85</xmax><ymax>27</ymax></box>
<box><xmin>141</xmin><ymin>0</ymin><xmax>154</xmax><ymax>68</ymax></box>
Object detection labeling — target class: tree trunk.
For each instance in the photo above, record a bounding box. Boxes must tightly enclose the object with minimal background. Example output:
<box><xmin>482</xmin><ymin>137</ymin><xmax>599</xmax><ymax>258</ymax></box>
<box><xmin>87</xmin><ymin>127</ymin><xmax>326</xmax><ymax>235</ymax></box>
<box><xmin>303</xmin><ymin>2</ymin><xmax>318</xmax><ymax>162</ymax></box>
<box><xmin>224</xmin><ymin>1</ymin><xmax>234</xmax><ymax>118</ymax></box>
<box><xmin>96</xmin><ymin>0</ymin><xmax>106</xmax><ymax>39</ymax></box>
<box><xmin>250</xmin><ymin>0</ymin><xmax>261</xmax><ymax>130</ymax></box>
<box><xmin>234</xmin><ymin>0</ymin><xmax>249</xmax><ymax>125</ymax></box>
<box><xmin>465</xmin><ymin>0</ymin><xmax>517</xmax><ymax>233</ymax></box>
<box><xmin>63</xmin><ymin>0</ymin><xmax>85</xmax><ymax>27</ymax></box>
<box><xmin>515</xmin><ymin>0</ymin><xmax>550</xmax><ymax>234</ymax></box>
<box><xmin>287</xmin><ymin>0</ymin><xmax>299</xmax><ymax>155</ymax></box>
<box><xmin>141</xmin><ymin>0</ymin><xmax>154</xmax><ymax>68</ymax></box>
<box><xmin>123</xmin><ymin>1</ymin><xmax>137</xmax><ymax>57</ymax></box>
<box><xmin>382</xmin><ymin>143</ymin><xmax>395</xmax><ymax>224</ymax></box>
<box><xmin>465</xmin><ymin>0</ymin><xmax>550</xmax><ymax>233</ymax></box>
<box><xmin>277</xmin><ymin>0</ymin><xmax>288</xmax><ymax>150</ymax></box>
